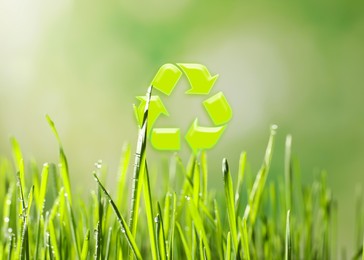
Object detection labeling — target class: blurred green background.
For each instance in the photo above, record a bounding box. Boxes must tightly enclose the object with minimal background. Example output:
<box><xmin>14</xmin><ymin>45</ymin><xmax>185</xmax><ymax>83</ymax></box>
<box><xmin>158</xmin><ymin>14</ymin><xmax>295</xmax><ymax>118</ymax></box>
<box><xmin>1</xmin><ymin>0</ymin><xmax>363</xmax><ymax>253</ymax></box>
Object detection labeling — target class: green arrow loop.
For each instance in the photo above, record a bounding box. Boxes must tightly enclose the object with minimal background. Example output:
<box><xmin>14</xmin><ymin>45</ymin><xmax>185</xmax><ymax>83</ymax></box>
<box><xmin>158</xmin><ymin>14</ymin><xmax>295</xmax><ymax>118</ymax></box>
<box><xmin>185</xmin><ymin>119</ymin><xmax>226</xmax><ymax>154</ymax></box>
<box><xmin>203</xmin><ymin>91</ymin><xmax>232</xmax><ymax>125</ymax></box>
<box><xmin>135</xmin><ymin>63</ymin><xmax>232</xmax><ymax>154</ymax></box>
<box><xmin>151</xmin><ymin>128</ymin><xmax>180</xmax><ymax>150</ymax></box>
<box><xmin>151</xmin><ymin>64</ymin><xmax>182</xmax><ymax>96</ymax></box>
<box><xmin>133</xmin><ymin>96</ymin><xmax>168</xmax><ymax>134</ymax></box>
<box><xmin>177</xmin><ymin>63</ymin><xmax>219</xmax><ymax>95</ymax></box>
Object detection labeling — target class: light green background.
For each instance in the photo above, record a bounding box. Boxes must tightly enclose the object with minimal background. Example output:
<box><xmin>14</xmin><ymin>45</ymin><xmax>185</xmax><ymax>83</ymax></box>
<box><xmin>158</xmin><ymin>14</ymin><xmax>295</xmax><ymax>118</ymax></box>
<box><xmin>1</xmin><ymin>0</ymin><xmax>363</xmax><ymax>253</ymax></box>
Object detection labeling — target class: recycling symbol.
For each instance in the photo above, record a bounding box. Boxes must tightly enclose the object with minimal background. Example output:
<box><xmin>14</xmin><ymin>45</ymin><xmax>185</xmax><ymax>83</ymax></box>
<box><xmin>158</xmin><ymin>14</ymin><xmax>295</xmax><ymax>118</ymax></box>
<box><xmin>134</xmin><ymin>63</ymin><xmax>232</xmax><ymax>154</ymax></box>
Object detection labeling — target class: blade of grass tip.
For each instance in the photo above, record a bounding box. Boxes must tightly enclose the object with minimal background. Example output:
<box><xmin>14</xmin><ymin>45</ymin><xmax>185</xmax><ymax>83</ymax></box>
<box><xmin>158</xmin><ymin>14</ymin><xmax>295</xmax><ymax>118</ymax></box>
<box><xmin>243</xmin><ymin>125</ymin><xmax>277</xmax><ymax>226</ymax></box>
<box><xmin>95</xmin><ymin>169</ymin><xmax>104</xmax><ymax>260</ymax></box>
<box><xmin>143</xmin><ymin>162</ymin><xmax>158</xmax><ymax>260</ymax></box>
<box><xmin>175</xmin><ymin>222</ymin><xmax>192</xmax><ymax>260</ymax></box>
<box><xmin>129</xmin><ymin>86</ymin><xmax>152</xmax><ymax>245</ymax></box>
<box><xmin>80</xmin><ymin>229</ymin><xmax>90</xmax><ymax>260</ymax></box>
<box><xmin>285</xmin><ymin>210</ymin><xmax>291</xmax><ymax>260</ymax></box>
<box><xmin>176</xmin><ymin>155</ymin><xmax>195</xmax><ymax>218</ymax></box>
<box><xmin>46</xmin><ymin>114</ymin><xmax>73</xmax><ymax>205</ymax></box>
<box><xmin>225</xmin><ymin>232</ymin><xmax>231</xmax><ymax>260</ymax></box>
<box><xmin>38</xmin><ymin>163</ymin><xmax>49</xmax><ymax>213</ymax></box>
<box><xmin>117</xmin><ymin>143</ymin><xmax>131</xmax><ymax>209</ymax></box>
<box><xmin>285</xmin><ymin>135</ymin><xmax>292</xmax><ymax>213</ymax></box>
<box><xmin>93</xmin><ymin>173</ymin><xmax>142</xmax><ymax>260</ymax></box>
<box><xmin>235</xmin><ymin>151</ymin><xmax>247</xmax><ymax>213</ymax></box>
<box><xmin>155</xmin><ymin>212</ymin><xmax>167</xmax><ymax>260</ymax></box>
<box><xmin>163</xmin><ymin>192</ymin><xmax>172</xmax><ymax>242</ymax></box>
<box><xmin>10</xmin><ymin>137</ymin><xmax>26</xmax><ymax>193</ymax></box>
<box><xmin>31</xmin><ymin>160</ymin><xmax>40</xmax><ymax>207</ymax></box>
<box><xmin>157</xmin><ymin>202</ymin><xmax>168</xmax><ymax>259</ymax></box>
<box><xmin>223</xmin><ymin>158</ymin><xmax>238</xmax><ymax>254</ymax></box>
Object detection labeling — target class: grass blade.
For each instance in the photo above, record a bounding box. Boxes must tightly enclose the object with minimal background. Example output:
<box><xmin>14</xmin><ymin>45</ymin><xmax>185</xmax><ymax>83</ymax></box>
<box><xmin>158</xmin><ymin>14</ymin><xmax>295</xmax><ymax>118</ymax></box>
<box><xmin>187</xmin><ymin>197</ymin><xmax>211</xmax><ymax>259</ymax></box>
<box><xmin>81</xmin><ymin>229</ymin><xmax>90</xmax><ymax>260</ymax></box>
<box><xmin>143</xmin><ymin>162</ymin><xmax>158</xmax><ymax>260</ymax></box>
<box><xmin>93</xmin><ymin>173</ymin><xmax>142</xmax><ymax>260</ymax></box>
<box><xmin>176</xmin><ymin>222</ymin><xmax>192</xmax><ymax>260</ymax></box>
<box><xmin>285</xmin><ymin>135</ymin><xmax>292</xmax><ymax>212</ymax></box>
<box><xmin>129</xmin><ymin>86</ymin><xmax>152</xmax><ymax>255</ymax></box>
<box><xmin>285</xmin><ymin>210</ymin><xmax>291</xmax><ymax>260</ymax></box>
<box><xmin>65</xmin><ymin>194</ymin><xmax>81</xmax><ymax>258</ymax></box>
<box><xmin>223</xmin><ymin>158</ymin><xmax>238</xmax><ymax>253</ymax></box>
<box><xmin>225</xmin><ymin>232</ymin><xmax>231</xmax><ymax>260</ymax></box>
<box><xmin>46</xmin><ymin>115</ymin><xmax>73</xmax><ymax>205</ymax></box>
<box><xmin>235</xmin><ymin>151</ymin><xmax>247</xmax><ymax>212</ymax></box>
<box><xmin>240</xmin><ymin>217</ymin><xmax>250</xmax><ymax>260</ymax></box>
<box><xmin>155</xmin><ymin>211</ymin><xmax>167</xmax><ymax>260</ymax></box>
<box><xmin>117</xmin><ymin>143</ymin><xmax>131</xmax><ymax>209</ymax></box>
<box><xmin>104</xmin><ymin>227</ymin><xmax>112</xmax><ymax>260</ymax></box>
<box><xmin>244</xmin><ymin>125</ymin><xmax>277</xmax><ymax>226</ymax></box>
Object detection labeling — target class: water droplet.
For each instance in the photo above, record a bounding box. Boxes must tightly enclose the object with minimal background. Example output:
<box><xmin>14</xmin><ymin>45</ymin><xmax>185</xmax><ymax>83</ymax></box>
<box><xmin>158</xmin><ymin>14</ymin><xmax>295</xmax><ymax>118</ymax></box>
<box><xmin>121</xmin><ymin>228</ymin><xmax>125</xmax><ymax>233</ymax></box>
<box><xmin>154</xmin><ymin>216</ymin><xmax>159</xmax><ymax>223</ymax></box>
<box><xmin>6</xmin><ymin>200</ymin><xmax>11</xmax><ymax>205</ymax></box>
<box><xmin>95</xmin><ymin>160</ymin><xmax>103</xmax><ymax>169</ymax></box>
<box><xmin>4</xmin><ymin>217</ymin><xmax>9</xmax><ymax>223</ymax></box>
<box><xmin>7</xmin><ymin>228</ymin><xmax>12</xmax><ymax>233</ymax></box>
<box><xmin>185</xmin><ymin>196</ymin><xmax>191</xmax><ymax>201</ymax></box>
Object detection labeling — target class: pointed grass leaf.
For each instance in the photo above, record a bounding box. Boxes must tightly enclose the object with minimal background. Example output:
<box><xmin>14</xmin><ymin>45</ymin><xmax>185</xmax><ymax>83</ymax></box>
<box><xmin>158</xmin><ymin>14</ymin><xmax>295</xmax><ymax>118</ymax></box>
<box><xmin>223</xmin><ymin>158</ymin><xmax>238</xmax><ymax>253</ymax></box>
<box><xmin>176</xmin><ymin>222</ymin><xmax>192</xmax><ymax>260</ymax></box>
<box><xmin>129</xmin><ymin>86</ymin><xmax>152</xmax><ymax>255</ymax></box>
<box><xmin>143</xmin><ymin>163</ymin><xmax>158</xmax><ymax>260</ymax></box>
<box><xmin>81</xmin><ymin>229</ymin><xmax>90</xmax><ymax>260</ymax></box>
<box><xmin>46</xmin><ymin>115</ymin><xmax>73</xmax><ymax>205</ymax></box>
<box><xmin>93</xmin><ymin>174</ymin><xmax>142</xmax><ymax>260</ymax></box>
<box><xmin>244</xmin><ymin>125</ymin><xmax>277</xmax><ymax>226</ymax></box>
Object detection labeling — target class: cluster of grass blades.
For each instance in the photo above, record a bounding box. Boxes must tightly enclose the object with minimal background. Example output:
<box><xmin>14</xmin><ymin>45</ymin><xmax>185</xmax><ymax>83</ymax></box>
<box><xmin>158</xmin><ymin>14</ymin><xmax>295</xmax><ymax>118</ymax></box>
<box><xmin>0</xmin><ymin>86</ymin><xmax>363</xmax><ymax>259</ymax></box>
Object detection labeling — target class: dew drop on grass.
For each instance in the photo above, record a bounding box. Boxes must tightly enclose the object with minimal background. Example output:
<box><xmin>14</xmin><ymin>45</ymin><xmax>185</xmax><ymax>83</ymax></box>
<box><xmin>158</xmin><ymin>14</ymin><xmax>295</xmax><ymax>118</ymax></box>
<box><xmin>6</xmin><ymin>200</ymin><xmax>11</xmax><ymax>205</ymax></box>
<box><xmin>95</xmin><ymin>160</ymin><xmax>103</xmax><ymax>169</ymax></box>
<box><xmin>7</xmin><ymin>228</ymin><xmax>12</xmax><ymax>233</ymax></box>
<box><xmin>121</xmin><ymin>228</ymin><xmax>125</xmax><ymax>233</ymax></box>
<box><xmin>185</xmin><ymin>196</ymin><xmax>191</xmax><ymax>201</ymax></box>
<box><xmin>4</xmin><ymin>217</ymin><xmax>9</xmax><ymax>223</ymax></box>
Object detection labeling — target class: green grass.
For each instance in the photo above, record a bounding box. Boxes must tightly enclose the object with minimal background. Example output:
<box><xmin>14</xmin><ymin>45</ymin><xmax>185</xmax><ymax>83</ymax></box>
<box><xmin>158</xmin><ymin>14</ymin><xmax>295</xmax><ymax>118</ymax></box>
<box><xmin>0</xmin><ymin>89</ymin><xmax>363</xmax><ymax>259</ymax></box>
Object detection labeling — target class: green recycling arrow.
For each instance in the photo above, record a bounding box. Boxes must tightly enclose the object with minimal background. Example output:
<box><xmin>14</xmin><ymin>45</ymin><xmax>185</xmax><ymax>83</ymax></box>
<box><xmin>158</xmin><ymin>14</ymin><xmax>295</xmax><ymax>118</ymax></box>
<box><xmin>178</xmin><ymin>63</ymin><xmax>218</xmax><ymax>95</ymax></box>
<box><xmin>203</xmin><ymin>91</ymin><xmax>232</xmax><ymax>125</ymax></box>
<box><xmin>151</xmin><ymin>128</ymin><xmax>180</xmax><ymax>150</ymax></box>
<box><xmin>134</xmin><ymin>63</ymin><xmax>232</xmax><ymax>154</ymax></box>
<box><xmin>151</xmin><ymin>63</ymin><xmax>182</xmax><ymax>96</ymax></box>
<box><xmin>133</xmin><ymin>95</ymin><xmax>168</xmax><ymax>134</ymax></box>
<box><xmin>185</xmin><ymin>119</ymin><xmax>226</xmax><ymax>154</ymax></box>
